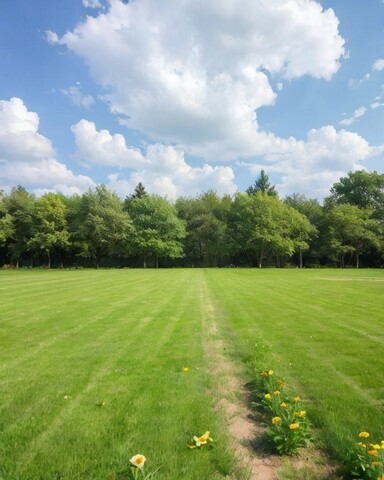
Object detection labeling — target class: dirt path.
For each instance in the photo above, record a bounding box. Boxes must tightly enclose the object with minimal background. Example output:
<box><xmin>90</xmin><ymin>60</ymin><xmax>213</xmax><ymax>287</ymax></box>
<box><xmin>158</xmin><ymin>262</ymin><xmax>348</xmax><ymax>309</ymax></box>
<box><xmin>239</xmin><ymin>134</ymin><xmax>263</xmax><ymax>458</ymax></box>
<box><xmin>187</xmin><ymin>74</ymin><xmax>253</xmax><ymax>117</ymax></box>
<box><xmin>200</xmin><ymin>278</ymin><xmax>340</xmax><ymax>480</ymax></box>
<box><xmin>200</xmin><ymin>279</ymin><xmax>282</xmax><ymax>480</ymax></box>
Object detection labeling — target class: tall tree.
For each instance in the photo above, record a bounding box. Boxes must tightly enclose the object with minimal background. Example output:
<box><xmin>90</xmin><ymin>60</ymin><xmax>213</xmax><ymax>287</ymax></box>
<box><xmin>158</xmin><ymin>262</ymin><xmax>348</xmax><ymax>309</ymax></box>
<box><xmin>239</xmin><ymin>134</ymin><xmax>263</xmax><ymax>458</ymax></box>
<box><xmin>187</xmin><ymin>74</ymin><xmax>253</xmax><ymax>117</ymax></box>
<box><xmin>176</xmin><ymin>191</ymin><xmax>231</xmax><ymax>267</ymax></box>
<box><xmin>4</xmin><ymin>186</ymin><xmax>35</xmax><ymax>267</ymax></box>
<box><xmin>246</xmin><ymin>169</ymin><xmax>277</xmax><ymax>197</ymax></box>
<box><xmin>326</xmin><ymin>204</ymin><xmax>382</xmax><ymax>268</ymax></box>
<box><xmin>123</xmin><ymin>182</ymin><xmax>148</xmax><ymax>209</ymax></box>
<box><xmin>76</xmin><ymin>185</ymin><xmax>133</xmax><ymax>268</ymax></box>
<box><xmin>28</xmin><ymin>193</ymin><xmax>70</xmax><ymax>268</ymax></box>
<box><xmin>127</xmin><ymin>194</ymin><xmax>185</xmax><ymax>268</ymax></box>
<box><xmin>0</xmin><ymin>191</ymin><xmax>14</xmax><ymax>247</ymax></box>
<box><xmin>326</xmin><ymin>170</ymin><xmax>384</xmax><ymax>219</ymax></box>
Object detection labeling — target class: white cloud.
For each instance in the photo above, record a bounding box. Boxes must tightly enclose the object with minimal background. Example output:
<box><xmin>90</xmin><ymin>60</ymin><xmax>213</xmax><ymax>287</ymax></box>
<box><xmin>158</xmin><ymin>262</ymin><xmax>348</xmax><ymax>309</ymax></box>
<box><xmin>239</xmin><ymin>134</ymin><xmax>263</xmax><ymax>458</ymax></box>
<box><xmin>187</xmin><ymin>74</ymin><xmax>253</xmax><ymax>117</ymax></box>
<box><xmin>60</xmin><ymin>85</ymin><xmax>95</xmax><ymax>109</ymax></box>
<box><xmin>54</xmin><ymin>0</ymin><xmax>345</xmax><ymax>160</ymax></box>
<box><xmin>83</xmin><ymin>0</ymin><xmax>102</xmax><ymax>8</ymax></box>
<box><xmin>339</xmin><ymin>106</ymin><xmax>367</xmax><ymax>126</ymax></box>
<box><xmin>0</xmin><ymin>98</ymin><xmax>95</xmax><ymax>194</ymax></box>
<box><xmin>371</xmin><ymin>102</ymin><xmax>384</xmax><ymax>109</ymax></box>
<box><xmin>373</xmin><ymin>58</ymin><xmax>384</xmax><ymax>71</ymax></box>
<box><xmin>72</xmin><ymin>121</ymin><xmax>236</xmax><ymax>200</ymax></box>
<box><xmin>45</xmin><ymin>30</ymin><xmax>59</xmax><ymax>45</ymax></box>
<box><xmin>71</xmin><ymin>119</ymin><xmax>146</xmax><ymax>168</ymax></box>
<box><xmin>240</xmin><ymin>125</ymin><xmax>373</xmax><ymax>198</ymax></box>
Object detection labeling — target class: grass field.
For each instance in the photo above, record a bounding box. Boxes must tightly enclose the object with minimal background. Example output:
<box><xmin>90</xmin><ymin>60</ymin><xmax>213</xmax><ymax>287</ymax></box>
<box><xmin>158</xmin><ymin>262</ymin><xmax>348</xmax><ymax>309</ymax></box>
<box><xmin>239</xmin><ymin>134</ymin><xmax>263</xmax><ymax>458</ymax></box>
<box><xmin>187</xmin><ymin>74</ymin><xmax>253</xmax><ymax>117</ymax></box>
<box><xmin>1</xmin><ymin>268</ymin><xmax>383</xmax><ymax>479</ymax></box>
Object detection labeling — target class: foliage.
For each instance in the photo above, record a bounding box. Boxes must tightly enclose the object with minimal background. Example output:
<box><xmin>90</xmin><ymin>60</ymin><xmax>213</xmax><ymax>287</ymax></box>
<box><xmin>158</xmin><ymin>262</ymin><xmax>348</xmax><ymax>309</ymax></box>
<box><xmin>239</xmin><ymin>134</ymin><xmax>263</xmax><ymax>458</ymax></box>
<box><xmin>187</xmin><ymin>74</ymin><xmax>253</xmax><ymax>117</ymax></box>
<box><xmin>350</xmin><ymin>432</ymin><xmax>384</xmax><ymax>480</ymax></box>
<box><xmin>246</xmin><ymin>169</ymin><xmax>278</xmax><ymax>197</ymax></box>
<box><xmin>126</xmin><ymin>194</ymin><xmax>185</xmax><ymax>267</ymax></box>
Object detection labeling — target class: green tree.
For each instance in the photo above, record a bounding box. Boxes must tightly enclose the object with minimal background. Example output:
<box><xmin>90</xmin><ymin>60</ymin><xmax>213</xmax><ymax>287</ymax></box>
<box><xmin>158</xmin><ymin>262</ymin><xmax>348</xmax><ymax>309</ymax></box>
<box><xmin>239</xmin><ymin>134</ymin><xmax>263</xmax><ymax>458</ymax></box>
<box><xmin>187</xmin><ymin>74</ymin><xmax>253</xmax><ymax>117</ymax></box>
<box><xmin>176</xmin><ymin>191</ymin><xmax>231</xmax><ymax>267</ymax></box>
<box><xmin>4</xmin><ymin>186</ymin><xmax>35</xmax><ymax>267</ymax></box>
<box><xmin>0</xmin><ymin>191</ymin><xmax>14</xmax><ymax>247</ymax></box>
<box><xmin>76</xmin><ymin>185</ymin><xmax>133</xmax><ymax>268</ymax></box>
<box><xmin>326</xmin><ymin>204</ymin><xmax>382</xmax><ymax>268</ymax></box>
<box><xmin>127</xmin><ymin>194</ymin><xmax>185</xmax><ymax>268</ymax></box>
<box><xmin>326</xmin><ymin>170</ymin><xmax>384</xmax><ymax>219</ymax></box>
<box><xmin>28</xmin><ymin>193</ymin><xmax>70</xmax><ymax>268</ymax></box>
<box><xmin>229</xmin><ymin>193</ymin><xmax>312</xmax><ymax>267</ymax></box>
<box><xmin>123</xmin><ymin>182</ymin><xmax>148</xmax><ymax>209</ymax></box>
<box><xmin>246</xmin><ymin>169</ymin><xmax>278</xmax><ymax>197</ymax></box>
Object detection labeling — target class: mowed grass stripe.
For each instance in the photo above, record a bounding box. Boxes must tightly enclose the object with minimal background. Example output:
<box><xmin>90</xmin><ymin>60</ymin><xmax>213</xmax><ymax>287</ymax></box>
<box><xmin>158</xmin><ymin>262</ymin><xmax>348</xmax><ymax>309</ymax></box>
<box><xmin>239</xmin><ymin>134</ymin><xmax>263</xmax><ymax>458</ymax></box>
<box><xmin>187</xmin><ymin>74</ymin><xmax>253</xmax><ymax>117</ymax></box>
<box><xmin>0</xmin><ymin>270</ymin><xmax>235</xmax><ymax>480</ymax></box>
<box><xmin>204</xmin><ymin>269</ymin><xmax>384</xmax><ymax>459</ymax></box>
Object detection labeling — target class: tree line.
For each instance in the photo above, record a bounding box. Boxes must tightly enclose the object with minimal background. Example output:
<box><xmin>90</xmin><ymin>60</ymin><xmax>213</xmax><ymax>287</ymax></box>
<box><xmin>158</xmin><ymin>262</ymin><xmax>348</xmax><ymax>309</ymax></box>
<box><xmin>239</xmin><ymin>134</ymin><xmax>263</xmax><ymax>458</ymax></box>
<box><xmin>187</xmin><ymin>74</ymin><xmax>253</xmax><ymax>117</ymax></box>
<box><xmin>1</xmin><ymin>170</ymin><xmax>383</xmax><ymax>269</ymax></box>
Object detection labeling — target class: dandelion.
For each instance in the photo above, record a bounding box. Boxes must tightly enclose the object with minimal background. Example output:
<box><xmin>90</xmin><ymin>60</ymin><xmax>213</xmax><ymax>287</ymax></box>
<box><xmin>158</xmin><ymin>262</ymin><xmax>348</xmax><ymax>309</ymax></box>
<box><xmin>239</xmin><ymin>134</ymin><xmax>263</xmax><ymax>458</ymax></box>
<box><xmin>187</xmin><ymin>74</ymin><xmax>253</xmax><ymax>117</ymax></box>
<box><xmin>368</xmin><ymin>450</ymin><xmax>378</xmax><ymax>456</ymax></box>
<box><xmin>356</xmin><ymin>442</ymin><xmax>366</xmax><ymax>447</ymax></box>
<box><xmin>130</xmin><ymin>454</ymin><xmax>146</xmax><ymax>470</ymax></box>
<box><xmin>193</xmin><ymin>431</ymin><xmax>212</xmax><ymax>447</ymax></box>
<box><xmin>370</xmin><ymin>444</ymin><xmax>381</xmax><ymax>450</ymax></box>
<box><xmin>293</xmin><ymin>396</ymin><xmax>301</xmax><ymax>402</ymax></box>
<box><xmin>359</xmin><ymin>432</ymin><xmax>370</xmax><ymax>438</ymax></box>
<box><xmin>278</xmin><ymin>380</ymin><xmax>285</xmax><ymax>387</ymax></box>
<box><xmin>182</xmin><ymin>367</ymin><xmax>189</xmax><ymax>372</ymax></box>
<box><xmin>289</xmin><ymin>423</ymin><xmax>300</xmax><ymax>430</ymax></box>
<box><xmin>272</xmin><ymin>417</ymin><xmax>281</xmax><ymax>424</ymax></box>
<box><xmin>273</xmin><ymin>390</ymin><xmax>281</xmax><ymax>396</ymax></box>
<box><xmin>280</xmin><ymin>402</ymin><xmax>287</xmax><ymax>408</ymax></box>
<box><xmin>264</xmin><ymin>393</ymin><xmax>271</xmax><ymax>399</ymax></box>
<box><xmin>372</xmin><ymin>461</ymin><xmax>380</xmax><ymax>467</ymax></box>
<box><xmin>294</xmin><ymin>411</ymin><xmax>306</xmax><ymax>417</ymax></box>
<box><xmin>268</xmin><ymin>370</ymin><xmax>274</xmax><ymax>376</ymax></box>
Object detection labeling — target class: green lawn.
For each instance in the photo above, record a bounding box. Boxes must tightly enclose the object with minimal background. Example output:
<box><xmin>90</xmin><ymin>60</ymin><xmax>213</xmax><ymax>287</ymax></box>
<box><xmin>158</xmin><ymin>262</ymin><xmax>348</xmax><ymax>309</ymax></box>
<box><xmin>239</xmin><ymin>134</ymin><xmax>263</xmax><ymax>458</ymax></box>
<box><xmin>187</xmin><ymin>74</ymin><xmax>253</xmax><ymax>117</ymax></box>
<box><xmin>1</xmin><ymin>268</ymin><xmax>383</xmax><ymax>479</ymax></box>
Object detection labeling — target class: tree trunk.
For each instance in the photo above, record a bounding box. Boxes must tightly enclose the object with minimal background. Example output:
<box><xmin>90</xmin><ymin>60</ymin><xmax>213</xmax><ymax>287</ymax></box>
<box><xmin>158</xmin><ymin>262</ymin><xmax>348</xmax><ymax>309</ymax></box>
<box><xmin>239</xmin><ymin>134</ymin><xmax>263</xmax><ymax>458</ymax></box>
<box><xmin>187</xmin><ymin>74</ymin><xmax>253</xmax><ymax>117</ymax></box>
<box><xmin>155</xmin><ymin>254</ymin><xmax>158</xmax><ymax>269</ymax></box>
<box><xmin>299</xmin><ymin>248</ymin><xmax>303</xmax><ymax>269</ymax></box>
<box><xmin>143</xmin><ymin>257</ymin><xmax>146</xmax><ymax>269</ymax></box>
<box><xmin>356</xmin><ymin>253</ymin><xmax>360</xmax><ymax>269</ymax></box>
<box><xmin>47</xmin><ymin>251</ymin><xmax>51</xmax><ymax>269</ymax></box>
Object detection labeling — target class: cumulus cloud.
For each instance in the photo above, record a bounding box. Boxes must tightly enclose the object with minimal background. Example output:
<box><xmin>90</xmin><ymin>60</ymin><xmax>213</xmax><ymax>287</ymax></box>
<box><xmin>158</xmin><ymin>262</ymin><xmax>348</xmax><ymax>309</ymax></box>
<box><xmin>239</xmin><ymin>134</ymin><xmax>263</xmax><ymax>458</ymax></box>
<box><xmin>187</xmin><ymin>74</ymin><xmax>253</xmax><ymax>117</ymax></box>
<box><xmin>240</xmin><ymin>125</ymin><xmax>373</xmax><ymax>198</ymax></box>
<box><xmin>60</xmin><ymin>85</ymin><xmax>95</xmax><ymax>109</ymax></box>
<box><xmin>339</xmin><ymin>106</ymin><xmax>367</xmax><ymax>126</ymax></box>
<box><xmin>72</xmin><ymin>121</ymin><xmax>236</xmax><ymax>199</ymax></box>
<box><xmin>83</xmin><ymin>0</ymin><xmax>102</xmax><ymax>8</ymax></box>
<box><xmin>0</xmin><ymin>98</ymin><xmax>95</xmax><ymax>194</ymax></box>
<box><xmin>373</xmin><ymin>58</ymin><xmax>384</xmax><ymax>72</ymax></box>
<box><xmin>54</xmin><ymin>0</ymin><xmax>345</xmax><ymax>159</ymax></box>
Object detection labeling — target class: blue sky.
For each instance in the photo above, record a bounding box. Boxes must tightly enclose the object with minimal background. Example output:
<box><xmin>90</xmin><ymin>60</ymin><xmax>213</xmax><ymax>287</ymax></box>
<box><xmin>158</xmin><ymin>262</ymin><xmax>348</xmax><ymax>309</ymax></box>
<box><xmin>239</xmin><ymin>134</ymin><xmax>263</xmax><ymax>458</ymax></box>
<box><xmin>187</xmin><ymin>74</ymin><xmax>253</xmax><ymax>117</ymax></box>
<box><xmin>1</xmin><ymin>0</ymin><xmax>383</xmax><ymax>200</ymax></box>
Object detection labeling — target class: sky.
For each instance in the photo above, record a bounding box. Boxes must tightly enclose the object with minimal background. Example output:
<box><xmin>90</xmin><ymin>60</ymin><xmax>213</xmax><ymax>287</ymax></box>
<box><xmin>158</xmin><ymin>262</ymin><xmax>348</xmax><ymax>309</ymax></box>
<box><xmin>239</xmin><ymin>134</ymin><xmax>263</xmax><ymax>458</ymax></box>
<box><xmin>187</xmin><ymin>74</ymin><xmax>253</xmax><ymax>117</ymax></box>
<box><xmin>1</xmin><ymin>0</ymin><xmax>384</xmax><ymax>201</ymax></box>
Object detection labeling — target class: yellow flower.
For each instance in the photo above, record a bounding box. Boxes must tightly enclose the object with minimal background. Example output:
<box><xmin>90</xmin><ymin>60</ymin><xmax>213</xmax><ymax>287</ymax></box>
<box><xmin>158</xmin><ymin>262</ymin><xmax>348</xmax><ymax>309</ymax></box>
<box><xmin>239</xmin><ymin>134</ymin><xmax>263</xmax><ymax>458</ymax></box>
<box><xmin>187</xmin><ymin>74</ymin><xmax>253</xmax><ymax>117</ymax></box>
<box><xmin>272</xmin><ymin>417</ymin><xmax>281</xmax><ymax>424</ymax></box>
<box><xmin>370</xmin><ymin>444</ymin><xmax>381</xmax><ymax>450</ymax></box>
<box><xmin>130</xmin><ymin>454</ymin><xmax>146</xmax><ymax>470</ymax></box>
<box><xmin>359</xmin><ymin>432</ymin><xmax>370</xmax><ymax>438</ymax></box>
<box><xmin>264</xmin><ymin>393</ymin><xmax>271</xmax><ymax>399</ymax></box>
<box><xmin>261</xmin><ymin>370</ymin><xmax>267</xmax><ymax>377</ymax></box>
<box><xmin>368</xmin><ymin>450</ymin><xmax>378</xmax><ymax>456</ymax></box>
<box><xmin>280</xmin><ymin>402</ymin><xmax>287</xmax><ymax>408</ymax></box>
<box><xmin>182</xmin><ymin>367</ymin><xmax>189</xmax><ymax>372</ymax></box>
<box><xmin>273</xmin><ymin>390</ymin><xmax>281</xmax><ymax>396</ymax></box>
<box><xmin>296</xmin><ymin>411</ymin><xmax>306</xmax><ymax>417</ymax></box>
<box><xmin>356</xmin><ymin>442</ymin><xmax>366</xmax><ymax>448</ymax></box>
<box><xmin>193</xmin><ymin>431</ymin><xmax>212</xmax><ymax>447</ymax></box>
<box><xmin>289</xmin><ymin>423</ymin><xmax>300</xmax><ymax>430</ymax></box>
<box><xmin>372</xmin><ymin>461</ymin><xmax>380</xmax><ymax>467</ymax></box>
<box><xmin>293</xmin><ymin>396</ymin><xmax>301</xmax><ymax>402</ymax></box>
<box><xmin>268</xmin><ymin>370</ymin><xmax>274</xmax><ymax>376</ymax></box>
<box><xmin>278</xmin><ymin>380</ymin><xmax>285</xmax><ymax>387</ymax></box>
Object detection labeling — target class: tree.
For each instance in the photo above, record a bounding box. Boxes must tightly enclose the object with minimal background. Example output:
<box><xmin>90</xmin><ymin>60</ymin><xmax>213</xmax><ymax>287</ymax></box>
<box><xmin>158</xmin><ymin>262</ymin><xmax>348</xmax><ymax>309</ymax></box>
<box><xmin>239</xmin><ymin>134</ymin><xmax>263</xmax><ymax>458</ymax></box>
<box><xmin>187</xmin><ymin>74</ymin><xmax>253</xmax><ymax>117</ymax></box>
<box><xmin>246</xmin><ymin>169</ymin><xmax>278</xmax><ymax>197</ymax></box>
<box><xmin>0</xmin><ymin>191</ymin><xmax>14</xmax><ymax>247</ymax></box>
<box><xmin>176</xmin><ymin>191</ymin><xmax>231</xmax><ymax>267</ymax></box>
<box><xmin>76</xmin><ymin>185</ymin><xmax>133</xmax><ymax>268</ymax></box>
<box><xmin>326</xmin><ymin>170</ymin><xmax>384</xmax><ymax>219</ymax></box>
<box><xmin>123</xmin><ymin>182</ymin><xmax>148</xmax><ymax>209</ymax></box>
<box><xmin>127</xmin><ymin>194</ymin><xmax>185</xmax><ymax>268</ymax></box>
<box><xmin>28</xmin><ymin>193</ymin><xmax>70</xmax><ymax>268</ymax></box>
<box><xmin>326</xmin><ymin>204</ymin><xmax>382</xmax><ymax>268</ymax></box>
<box><xmin>229</xmin><ymin>193</ymin><xmax>307</xmax><ymax>267</ymax></box>
<box><xmin>4</xmin><ymin>186</ymin><xmax>35</xmax><ymax>267</ymax></box>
